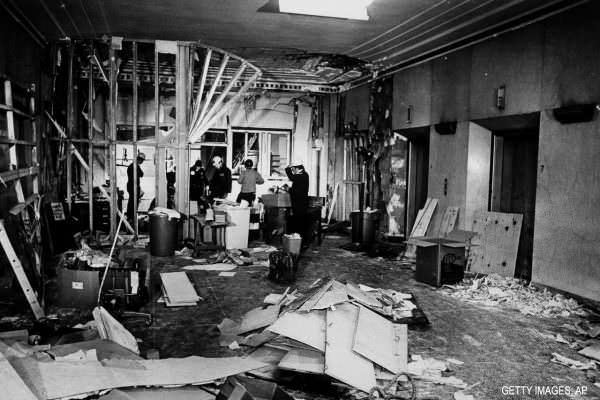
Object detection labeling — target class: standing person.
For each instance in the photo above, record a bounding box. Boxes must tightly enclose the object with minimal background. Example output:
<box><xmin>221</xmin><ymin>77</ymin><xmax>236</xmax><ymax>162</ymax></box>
<box><xmin>190</xmin><ymin>159</ymin><xmax>208</xmax><ymax>213</ymax></box>
<box><xmin>237</xmin><ymin>159</ymin><xmax>264</xmax><ymax>205</ymax></box>
<box><xmin>206</xmin><ymin>155</ymin><xmax>232</xmax><ymax>202</ymax></box>
<box><xmin>285</xmin><ymin>161</ymin><xmax>309</xmax><ymax>246</ymax></box>
<box><xmin>126</xmin><ymin>152</ymin><xmax>145</xmax><ymax>221</ymax></box>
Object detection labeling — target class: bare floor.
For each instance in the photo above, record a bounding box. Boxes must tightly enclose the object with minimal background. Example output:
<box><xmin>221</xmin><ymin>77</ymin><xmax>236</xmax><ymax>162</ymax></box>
<box><xmin>125</xmin><ymin>235</ymin><xmax>600</xmax><ymax>400</ymax></box>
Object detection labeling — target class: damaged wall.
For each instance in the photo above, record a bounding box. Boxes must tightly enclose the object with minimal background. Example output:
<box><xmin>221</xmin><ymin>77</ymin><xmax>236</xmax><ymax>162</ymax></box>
<box><xmin>323</xmin><ymin>2</ymin><xmax>600</xmax><ymax>299</ymax></box>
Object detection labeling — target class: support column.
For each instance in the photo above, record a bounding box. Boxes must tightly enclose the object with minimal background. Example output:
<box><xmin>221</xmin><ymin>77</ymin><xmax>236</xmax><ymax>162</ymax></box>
<box><xmin>176</xmin><ymin>43</ymin><xmax>191</xmax><ymax>234</ymax></box>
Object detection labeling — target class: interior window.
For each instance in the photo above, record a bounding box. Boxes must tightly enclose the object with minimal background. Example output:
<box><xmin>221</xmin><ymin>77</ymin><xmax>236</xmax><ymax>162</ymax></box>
<box><xmin>270</xmin><ymin>133</ymin><xmax>290</xmax><ymax>178</ymax></box>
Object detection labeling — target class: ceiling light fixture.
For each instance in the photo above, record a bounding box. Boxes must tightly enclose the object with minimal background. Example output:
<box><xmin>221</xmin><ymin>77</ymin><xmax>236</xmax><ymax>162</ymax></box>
<box><xmin>278</xmin><ymin>0</ymin><xmax>373</xmax><ymax>20</ymax></box>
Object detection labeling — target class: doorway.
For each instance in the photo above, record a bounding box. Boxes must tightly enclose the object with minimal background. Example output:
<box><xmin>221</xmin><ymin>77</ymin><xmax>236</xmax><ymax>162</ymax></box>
<box><xmin>396</xmin><ymin>127</ymin><xmax>430</xmax><ymax>237</ymax></box>
<box><xmin>490</xmin><ymin>130</ymin><xmax>539</xmax><ymax>279</ymax></box>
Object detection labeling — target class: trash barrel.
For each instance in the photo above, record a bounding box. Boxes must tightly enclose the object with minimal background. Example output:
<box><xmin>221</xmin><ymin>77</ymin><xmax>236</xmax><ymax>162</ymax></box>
<box><xmin>361</xmin><ymin>210</ymin><xmax>380</xmax><ymax>245</ymax></box>
<box><xmin>149</xmin><ymin>209</ymin><xmax>180</xmax><ymax>256</ymax></box>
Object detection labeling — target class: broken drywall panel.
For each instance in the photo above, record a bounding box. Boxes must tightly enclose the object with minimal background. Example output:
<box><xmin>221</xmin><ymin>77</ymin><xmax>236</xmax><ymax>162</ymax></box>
<box><xmin>346</xmin><ymin>282</ymin><xmax>381</xmax><ymax>307</ymax></box>
<box><xmin>267</xmin><ymin>310</ymin><xmax>326</xmax><ymax>352</ymax></box>
<box><xmin>183</xmin><ymin>263</ymin><xmax>237</xmax><ymax>271</ymax></box>
<box><xmin>10</xmin><ymin>355</ymin><xmax>266</xmax><ymax>400</ymax></box>
<box><xmin>297</xmin><ymin>279</ymin><xmax>334</xmax><ymax>312</ymax></box>
<box><xmin>312</xmin><ymin>280</ymin><xmax>348</xmax><ymax>310</ymax></box>
<box><xmin>579</xmin><ymin>344</ymin><xmax>600</xmax><ymax>362</ymax></box>
<box><xmin>352</xmin><ymin>306</ymin><xmax>408</xmax><ymax>374</ymax></box>
<box><xmin>0</xmin><ymin>347</ymin><xmax>37</xmax><ymax>400</ymax></box>
<box><xmin>325</xmin><ymin>303</ymin><xmax>376</xmax><ymax>392</ymax></box>
<box><xmin>237</xmin><ymin>305</ymin><xmax>280</xmax><ymax>335</ymax></box>
<box><xmin>93</xmin><ymin>306</ymin><xmax>140</xmax><ymax>355</ymax></box>
<box><xmin>467</xmin><ymin>211</ymin><xmax>523</xmax><ymax>277</ymax></box>
<box><xmin>278</xmin><ymin>348</ymin><xmax>325</xmax><ymax>375</ymax></box>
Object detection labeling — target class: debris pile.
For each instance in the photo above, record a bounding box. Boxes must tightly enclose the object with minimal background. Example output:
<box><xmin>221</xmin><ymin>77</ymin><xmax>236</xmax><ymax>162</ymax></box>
<box><xmin>443</xmin><ymin>274</ymin><xmax>588</xmax><ymax>318</ymax></box>
<box><xmin>215</xmin><ymin>278</ymin><xmax>468</xmax><ymax>396</ymax></box>
<box><xmin>0</xmin><ymin>308</ymin><xmax>267</xmax><ymax>400</ymax></box>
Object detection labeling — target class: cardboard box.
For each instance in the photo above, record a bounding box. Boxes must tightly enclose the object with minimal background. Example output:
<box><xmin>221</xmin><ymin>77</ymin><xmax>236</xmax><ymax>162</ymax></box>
<box><xmin>261</xmin><ymin>193</ymin><xmax>291</xmax><ymax>208</ymax></box>
<box><xmin>407</xmin><ymin>230</ymin><xmax>476</xmax><ymax>287</ymax></box>
<box><xmin>57</xmin><ymin>267</ymin><xmax>100</xmax><ymax>308</ymax></box>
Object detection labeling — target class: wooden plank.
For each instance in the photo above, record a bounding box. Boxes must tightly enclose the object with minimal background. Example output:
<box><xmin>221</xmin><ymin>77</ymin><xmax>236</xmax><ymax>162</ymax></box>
<box><xmin>411</xmin><ymin>198</ymin><xmax>438</xmax><ymax>236</ymax></box>
<box><xmin>0</xmin><ymin>167</ymin><xmax>38</xmax><ymax>183</ymax></box>
<box><xmin>160</xmin><ymin>272</ymin><xmax>200</xmax><ymax>304</ymax></box>
<box><xmin>267</xmin><ymin>310</ymin><xmax>326</xmax><ymax>352</ymax></box>
<box><xmin>278</xmin><ymin>348</ymin><xmax>325</xmax><ymax>374</ymax></box>
<box><xmin>93</xmin><ymin>306</ymin><xmax>140</xmax><ymax>355</ymax></box>
<box><xmin>439</xmin><ymin>206</ymin><xmax>459</xmax><ymax>236</ymax></box>
<box><xmin>405</xmin><ymin>198</ymin><xmax>438</xmax><ymax>257</ymax></box>
<box><xmin>352</xmin><ymin>306</ymin><xmax>407</xmax><ymax>374</ymax></box>
<box><xmin>324</xmin><ymin>303</ymin><xmax>376</xmax><ymax>392</ymax></box>
<box><xmin>579</xmin><ymin>344</ymin><xmax>600</xmax><ymax>362</ymax></box>
<box><xmin>0</xmin><ymin>221</ymin><xmax>44</xmax><ymax>320</ymax></box>
<box><xmin>467</xmin><ymin>211</ymin><xmax>523</xmax><ymax>277</ymax></box>
<box><xmin>0</xmin><ymin>346</ymin><xmax>38</xmax><ymax>400</ymax></box>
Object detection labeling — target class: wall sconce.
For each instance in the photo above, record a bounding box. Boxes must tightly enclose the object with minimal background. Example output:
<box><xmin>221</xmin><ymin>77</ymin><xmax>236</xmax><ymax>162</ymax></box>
<box><xmin>406</xmin><ymin>105</ymin><xmax>412</xmax><ymax>124</ymax></box>
<box><xmin>495</xmin><ymin>85</ymin><xmax>506</xmax><ymax>110</ymax></box>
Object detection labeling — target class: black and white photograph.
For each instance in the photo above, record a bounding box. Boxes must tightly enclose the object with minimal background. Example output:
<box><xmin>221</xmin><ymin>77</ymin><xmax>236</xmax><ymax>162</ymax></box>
<box><xmin>0</xmin><ymin>1</ymin><xmax>599</xmax><ymax>399</ymax></box>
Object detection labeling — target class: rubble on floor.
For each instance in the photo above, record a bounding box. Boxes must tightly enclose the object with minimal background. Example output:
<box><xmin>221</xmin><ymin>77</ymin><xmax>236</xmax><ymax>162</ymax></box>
<box><xmin>442</xmin><ymin>273</ymin><xmax>589</xmax><ymax>318</ymax></box>
<box><xmin>211</xmin><ymin>277</ymin><xmax>471</xmax><ymax>397</ymax></box>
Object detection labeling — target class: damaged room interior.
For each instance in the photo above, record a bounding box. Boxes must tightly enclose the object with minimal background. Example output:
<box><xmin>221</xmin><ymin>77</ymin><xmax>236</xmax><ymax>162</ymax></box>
<box><xmin>2</xmin><ymin>0</ymin><xmax>600</xmax><ymax>399</ymax></box>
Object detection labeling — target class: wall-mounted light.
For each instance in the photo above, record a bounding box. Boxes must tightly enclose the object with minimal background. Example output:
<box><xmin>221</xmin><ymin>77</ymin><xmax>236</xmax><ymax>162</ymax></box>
<box><xmin>406</xmin><ymin>105</ymin><xmax>412</xmax><ymax>124</ymax></box>
<box><xmin>495</xmin><ymin>85</ymin><xmax>506</xmax><ymax>110</ymax></box>
<box><xmin>553</xmin><ymin>103</ymin><xmax>597</xmax><ymax>124</ymax></box>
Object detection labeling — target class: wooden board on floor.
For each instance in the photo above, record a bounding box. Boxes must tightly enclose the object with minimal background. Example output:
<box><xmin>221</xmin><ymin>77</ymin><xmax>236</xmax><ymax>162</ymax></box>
<box><xmin>160</xmin><ymin>272</ymin><xmax>200</xmax><ymax>304</ymax></box>
<box><xmin>0</xmin><ymin>346</ymin><xmax>38</xmax><ymax>400</ymax></box>
<box><xmin>439</xmin><ymin>206</ymin><xmax>459</xmax><ymax>236</ymax></box>
<box><xmin>267</xmin><ymin>311</ymin><xmax>326</xmax><ymax>352</ymax></box>
<box><xmin>467</xmin><ymin>211</ymin><xmax>523</xmax><ymax>277</ymax></box>
<box><xmin>325</xmin><ymin>303</ymin><xmax>376</xmax><ymax>392</ymax></box>
<box><xmin>297</xmin><ymin>279</ymin><xmax>334</xmax><ymax>312</ymax></box>
<box><xmin>278</xmin><ymin>348</ymin><xmax>325</xmax><ymax>374</ymax></box>
<box><xmin>352</xmin><ymin>306</ymin><xmax>407</xmax><ymax>374</ymax></box>
<box><xmin>579</xmin><ymin>344</ymin><xmax>600</xmax><ymax>362</ymax></box>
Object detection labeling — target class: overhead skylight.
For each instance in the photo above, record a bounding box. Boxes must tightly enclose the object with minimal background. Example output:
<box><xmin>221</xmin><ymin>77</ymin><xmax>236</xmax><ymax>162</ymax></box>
<box><xmin>278</xmin><ymin>0</ymin><xmax>373</xmax><ymax>20</ymax></box>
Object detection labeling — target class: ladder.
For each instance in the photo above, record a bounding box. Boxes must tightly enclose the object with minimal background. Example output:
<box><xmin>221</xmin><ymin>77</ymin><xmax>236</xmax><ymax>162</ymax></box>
<box><xmin>0</xmin><ymin>76</ymin><xmax>44</xmax><ymax>319</ymax></box>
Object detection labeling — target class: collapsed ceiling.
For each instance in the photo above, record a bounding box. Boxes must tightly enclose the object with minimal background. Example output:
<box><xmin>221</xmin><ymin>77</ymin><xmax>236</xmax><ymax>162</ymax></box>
<box><xmin>2</xmin><ymin>0</ymin><xmax>590</xmax><ymax>89</ymax></box>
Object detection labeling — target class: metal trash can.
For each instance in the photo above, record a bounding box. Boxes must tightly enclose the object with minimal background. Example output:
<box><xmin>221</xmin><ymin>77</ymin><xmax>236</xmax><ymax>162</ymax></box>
<box><xmin>149</xmin><ymin>208</ymin><xmax>180</xmax><ymax>256</ymax></box>
<box><xmin>350</xmin><ymin>210</ymin><xmax>380</xmax><ymax>244</ymax></box>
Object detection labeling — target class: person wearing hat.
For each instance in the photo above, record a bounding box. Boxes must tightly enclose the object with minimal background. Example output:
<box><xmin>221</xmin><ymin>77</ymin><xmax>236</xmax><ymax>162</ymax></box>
<box><xmin>126</xmin><ymin>152</ymin><xmax>145</xmax><ymax>221</ymax></box>
<box><xmin>206</xmin><ymin>155</ymin><xmax>232</xmax><ymax>202</ymax></box>
<box><xmin>285</xmin><ymin>160</ymin><xmax>309</xmax><ymax>246</ymax></box>
<box><xmin>237</xmin><ymin>159</ymin><xmax>264</xmax><ymax>205</ymax></box>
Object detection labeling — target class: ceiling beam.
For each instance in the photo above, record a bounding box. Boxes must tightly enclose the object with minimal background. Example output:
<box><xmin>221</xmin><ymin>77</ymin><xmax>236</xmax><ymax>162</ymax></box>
<box><xmin>0</xmin><ymin>0</ymin><xmax>47</xmax><ymax>47</ymax></box>
<box><xmin>38</xmin><ymin>0</ymin><xmax>68</xmax><ymax>37</ymax></box>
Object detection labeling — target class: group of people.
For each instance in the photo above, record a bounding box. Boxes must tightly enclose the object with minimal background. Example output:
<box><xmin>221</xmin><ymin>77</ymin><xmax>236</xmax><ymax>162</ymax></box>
<box><xmin>126</xmin><ymin>154</ymin><xmax>310</xmax><ymax>243</ymax></box>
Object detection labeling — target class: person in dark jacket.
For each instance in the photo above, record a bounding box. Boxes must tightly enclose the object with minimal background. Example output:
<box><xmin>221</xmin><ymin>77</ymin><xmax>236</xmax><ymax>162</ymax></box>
<box><xmin>285</xmin><ymin>161</ymin><xmax>309</xmax><ymax>245</ymax></box>
<box><xmin>206</xmin><ymin>155</ymin><xmax>232</xmax><ymax>201</ymax></box>
<box><xmin>126</xmin><ymin>152</ymin><xmax>145</xmax><ymax>221</ymax></box>
<box><xmin>189</xmin><ymin>159</ymin><xmax>207</xmax><ymax>201</ymax></box>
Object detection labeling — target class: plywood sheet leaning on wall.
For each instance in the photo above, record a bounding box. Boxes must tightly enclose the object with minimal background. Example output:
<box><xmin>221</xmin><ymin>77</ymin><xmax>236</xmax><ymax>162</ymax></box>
<box><xmin>439</xmin><ymin>207</ymin><xmax>460</xmax><ymax>237</ymax></box>
<box><xmin>467</xmin><ymin>211</ymin><xmax>523</xmax><ymax>277</ymax></box>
